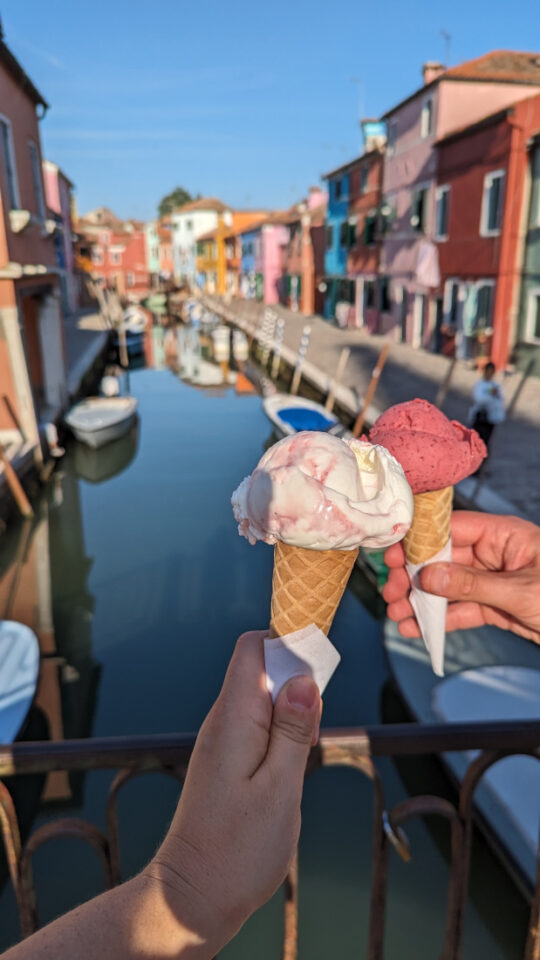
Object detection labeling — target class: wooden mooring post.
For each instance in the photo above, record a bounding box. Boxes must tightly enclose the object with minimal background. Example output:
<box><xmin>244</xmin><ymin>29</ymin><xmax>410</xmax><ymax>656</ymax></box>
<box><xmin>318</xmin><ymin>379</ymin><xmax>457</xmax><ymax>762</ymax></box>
<box><xmin>352</xmin><ymin>342</ymin><xmax>390</xmax><ymax>437</ymax></box>
<box><xmin>325</xmin><ymin>347</ymin><xmax>350</xmax><ymax>413</ymax></box>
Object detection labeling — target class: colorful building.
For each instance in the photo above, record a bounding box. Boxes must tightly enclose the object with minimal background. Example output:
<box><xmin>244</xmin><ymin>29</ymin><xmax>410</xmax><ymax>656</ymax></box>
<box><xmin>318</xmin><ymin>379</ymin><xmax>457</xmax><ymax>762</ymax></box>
<box><xmin>322</xmin><ymin>163</ymin><xmax>354</xmax><ymax>321</ymax></box>
<box><xmin>42</xmin><ymin>160</ymin><xmax>79</xmax><ymax>316</ymax></box>
<box><xmin>157</xmin><ymin>219</ymin><xmax>174</xmax><ymax>281</ymax></box>
<box><xmin>197</xmin><ymin>211</ymin><xmax>267</xmax><ymax>296</ymax></box>
<box><xmin>77</xmin><ymin>208</ymin><xmax>150</xmax><ymax>296</ymax></box>
<box><xmin>239</xmin><ymin>225</ymin><xmax>261</xmax><ymax>298</ymax></box>
<box><xmin>0</xmin><ymin>28</ymin><xmax>67</xmax><ymax>461</ymax></box>
<box><xmin>515</xmin><ymin>133</ymin><xmax>540</xmax><ymax>372</ymax></box>
<box><xmin>145</xmin><ymin>221</ymin><xmax>160</xmax><ymax>285</ymax></box>
<box><xmin>435</xmin><ymin>93</ymin><xmax>540</xmax><ymax>368</ymax></box>
<box><xmin>280</xmin><ymin>188</ymin><xmax>327</xmax><ymax>315</ymax></box>
<box><xmin>346</xmin><ymin>145</ymin><xmax>385</xmax><ymax>332</ymax></box>
<box><xmin>380</xmin><ymin>52</ymin><xmax>540</xmax><ymax>351</ymax></box>
<box><xmin>169</xmin><ymin>198</ymin><xmax>229</xmax><ymax>286</ymax></box>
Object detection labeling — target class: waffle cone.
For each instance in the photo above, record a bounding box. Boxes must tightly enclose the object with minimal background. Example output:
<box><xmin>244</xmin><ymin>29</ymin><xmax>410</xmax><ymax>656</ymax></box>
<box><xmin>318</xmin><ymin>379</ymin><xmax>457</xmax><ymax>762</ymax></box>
<box><xmin>269</xmin><ymin>541</ymin><xmax>358</xmax><ymax>638</ymax></box>
<box><xmin>403</xmin><ymin>486</ymin><xmax>453</xmax><ymax>565</ymax></box>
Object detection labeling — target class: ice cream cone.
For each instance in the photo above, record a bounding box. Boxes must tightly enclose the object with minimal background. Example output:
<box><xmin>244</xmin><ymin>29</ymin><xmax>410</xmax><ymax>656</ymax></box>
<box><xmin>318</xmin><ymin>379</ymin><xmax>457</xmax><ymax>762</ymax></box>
<box><xmin>403</xmin><ymin>485</ymin><xmax>453</xmax><ymax>565</ymax></box>
<box><xmin>269</xmin><ymin>541</ymin><xmax>358</xmax><ymax>638</ymax></box>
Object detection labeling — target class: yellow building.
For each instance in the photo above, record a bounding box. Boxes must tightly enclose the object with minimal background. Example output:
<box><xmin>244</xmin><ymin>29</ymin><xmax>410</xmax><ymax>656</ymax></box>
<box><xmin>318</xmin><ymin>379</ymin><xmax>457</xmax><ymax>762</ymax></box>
<box><xmin>197</xmin><ymin>211</ymin><xmax>267</xmax><ymax>295</ymax></box>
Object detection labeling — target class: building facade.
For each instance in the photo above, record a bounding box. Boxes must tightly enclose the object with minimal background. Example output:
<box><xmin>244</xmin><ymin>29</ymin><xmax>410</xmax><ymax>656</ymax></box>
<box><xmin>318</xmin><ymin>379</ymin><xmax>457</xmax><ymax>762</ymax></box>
<box><xmin>346</xmin><ymin>149</ymin><xmax>385</xmax><ymax>331</ymax></box>
<box><xmin>169</xmin><ymin>198</ymin><xmax>228</xmax><ymax>286</ymax></box>
<box><xmin>436</xmin><ymin>93</ymin><xmax>540</xmax><ymax>368</ymax></box>
<box><xmin>515</xmin><ymin>135</ymin><xmax>540</xmax><ymax>372</ymax></box>
<box><xmin>77</xmin><ymin>208</ymin><xmax>149</xmax><ymax>296</ymax></box>
<box><xmin>322</xmin><ymin>165</ymin><xmax>354</xmax><ymax>321</ymax></box>
<box><xmin>42</xmin><ymin>161</ymin><xmax>78</xmax><ymax>316</ymax></box>
<box><xmin>280</xmin><ymin>188</ymin><xmax>327</xmax><ymax>315</ymax></box>
<box><xmin>0</xmin><ymin>31</ymin><xmax>67</xmax><ymax>459</ymax></box>
<box><xmin>145</xmin><ymin>221</ymin><xmax>160</xmax><ymax>285</ymax></box>
<box><xmin>380</xmin><ymin>52</ymin><xmax>540</xmax><ymax>351</ymax></box>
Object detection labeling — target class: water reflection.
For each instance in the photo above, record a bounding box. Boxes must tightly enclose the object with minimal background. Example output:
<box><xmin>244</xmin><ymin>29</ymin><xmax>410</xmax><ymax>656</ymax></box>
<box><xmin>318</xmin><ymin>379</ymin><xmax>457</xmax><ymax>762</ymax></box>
<box><xmin>73</xmin><ymin>424</ymin><xmax>139</xmax><ymax>484</ymax></box>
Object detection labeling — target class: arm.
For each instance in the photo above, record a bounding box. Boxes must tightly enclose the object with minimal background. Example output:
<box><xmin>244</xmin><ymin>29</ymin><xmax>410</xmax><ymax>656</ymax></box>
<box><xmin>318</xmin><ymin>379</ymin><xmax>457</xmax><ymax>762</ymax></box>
<box><xmin>3</xmin><ymin>633</ymin><xmax>321</xmax><ymax>960</ymax></box>
<box><xmin>383</xmin><ymin>512</ymin><xmax>540</xmax><ymax>644</ymax></box>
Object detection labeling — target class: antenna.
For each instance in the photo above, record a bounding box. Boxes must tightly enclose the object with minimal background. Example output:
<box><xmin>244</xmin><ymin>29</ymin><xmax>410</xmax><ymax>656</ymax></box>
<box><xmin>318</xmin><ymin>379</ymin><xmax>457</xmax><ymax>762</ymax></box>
<box><xmin>441</xmin><ymin>30</ymin><xmax>451</xmax><ymax>66</ymax></box>
<box><xmin>350</xmin><ymin>77</ymin><xmax>364</xmax><ymax>148</ymax></box>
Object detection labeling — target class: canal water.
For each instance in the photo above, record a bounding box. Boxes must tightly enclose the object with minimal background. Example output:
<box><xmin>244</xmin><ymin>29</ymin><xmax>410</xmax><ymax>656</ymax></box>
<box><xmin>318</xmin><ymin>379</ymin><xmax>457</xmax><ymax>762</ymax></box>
<box><xmin>0</xmin><ymin>335</ymin><xmax>528</xmax><ymax>957</ymax></box>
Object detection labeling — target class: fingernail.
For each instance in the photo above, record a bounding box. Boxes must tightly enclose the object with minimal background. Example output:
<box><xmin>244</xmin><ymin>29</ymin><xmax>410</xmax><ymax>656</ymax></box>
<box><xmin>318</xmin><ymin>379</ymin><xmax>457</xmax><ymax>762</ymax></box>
<box><xmin>424</xmin><ymin>563</ymin><xmax>450</xmax><ymax>594</ymax></box>
<box><xmin>311</xmin><ymin>722</ymin><xmax>320</xmax><ymax>747</ymax></box>
<box><xmin>286</xmin><ymin>676</ymin><xmax>318</xmax><ymax>710</ymax></box>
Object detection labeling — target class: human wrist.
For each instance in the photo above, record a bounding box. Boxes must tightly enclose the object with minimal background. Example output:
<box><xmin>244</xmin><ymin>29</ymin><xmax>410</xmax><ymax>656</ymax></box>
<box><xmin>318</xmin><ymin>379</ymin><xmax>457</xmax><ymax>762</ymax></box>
<box><xmin>142</xmin><ymin>835</ymin><xmax>242</xmax><ymax>956</ymax></box>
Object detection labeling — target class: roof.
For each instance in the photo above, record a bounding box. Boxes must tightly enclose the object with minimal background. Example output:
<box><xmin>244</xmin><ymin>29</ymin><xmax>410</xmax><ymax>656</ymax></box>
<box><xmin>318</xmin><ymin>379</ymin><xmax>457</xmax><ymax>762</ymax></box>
<box><xmin>322</xmin><ymin>147</ymin><xmax>381</xmax><ymax>181</ymax></box>
<box><xmin>79</xmin><ymin>206</ymin><xmax>123</xmax><ymax>227</ymax></box>
<box><xmin>0</xmin><ymin>35</ymin><xmax>48</xmax><ymax>109</ymax></box>
<box><xmin>42</xmin><ymin>159</ymin><xmax>74</xmax><ymax>188</ymax></box>
<box><xmin>384</xmin><ymin>50</ymin><xmax>540</xmax><ymax>118</ymax></box>
<box><xmin>197</xmin><ymin>228</ymin><xmax>218</xmax><ymax>242</ymax></box>
<box><xmin>173</xmin><ymin>197</ymin><xmax>228</xmax><ymax>214</ymax></box>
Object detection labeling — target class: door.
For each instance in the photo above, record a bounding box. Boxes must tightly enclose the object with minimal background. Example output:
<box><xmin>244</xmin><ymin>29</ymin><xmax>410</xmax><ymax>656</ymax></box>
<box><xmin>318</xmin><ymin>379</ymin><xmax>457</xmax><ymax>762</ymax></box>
<box><xmin>433</xmin><ymin>296</ymin><xmax>444</xmax><ymax>353</ymax></box>
<box><xmin>21</xmin><ymin>295</ymin><xmax>44</xmax><ymax>408</ymax></box>
<box><xmin>412</xmin><ymin>293</ymin><xmax>426</xmax><ymax>348</ymax></box>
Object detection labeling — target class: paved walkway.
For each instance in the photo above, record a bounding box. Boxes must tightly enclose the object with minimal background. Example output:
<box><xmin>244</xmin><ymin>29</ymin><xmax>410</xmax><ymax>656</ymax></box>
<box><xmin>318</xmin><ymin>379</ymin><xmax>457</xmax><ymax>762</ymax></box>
<box><xmin>206</xmin><ymin>296</ymin><xmax>540</xmax><ymax>525</ymax></box>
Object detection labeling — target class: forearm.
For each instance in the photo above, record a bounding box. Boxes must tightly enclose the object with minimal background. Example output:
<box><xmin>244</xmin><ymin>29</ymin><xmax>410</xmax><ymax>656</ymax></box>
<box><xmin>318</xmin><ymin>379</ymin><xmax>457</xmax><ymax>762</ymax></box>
<box><xmin>2</xmin><ymin>873</ymin><xmax>218</xmax><ymax>960</ymax></box>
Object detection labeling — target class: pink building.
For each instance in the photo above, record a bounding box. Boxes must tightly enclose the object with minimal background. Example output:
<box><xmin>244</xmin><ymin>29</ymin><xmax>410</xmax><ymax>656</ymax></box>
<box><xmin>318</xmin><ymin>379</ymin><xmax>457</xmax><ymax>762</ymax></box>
<box><xmin>380</xmin><ymin>51</ymin><xmax>540</xmax><ymax>352</ymax></box>
<box><xmin>43</xmin><ymin>161</ymin><xmax>78</xmax><ymax>315</ymax></box>
<box><xmin>260</xmin><ymin>216</ymin><xmax>289</xmax><ymax>303</ymax></box>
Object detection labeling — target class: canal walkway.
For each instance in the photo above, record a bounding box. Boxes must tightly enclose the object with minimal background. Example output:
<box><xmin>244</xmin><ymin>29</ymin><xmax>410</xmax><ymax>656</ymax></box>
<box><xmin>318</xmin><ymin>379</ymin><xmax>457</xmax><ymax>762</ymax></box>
<box><xmin>205</xmin><ymin>296</ymin><xmax>540</xmax><ymax>526</ymax></box>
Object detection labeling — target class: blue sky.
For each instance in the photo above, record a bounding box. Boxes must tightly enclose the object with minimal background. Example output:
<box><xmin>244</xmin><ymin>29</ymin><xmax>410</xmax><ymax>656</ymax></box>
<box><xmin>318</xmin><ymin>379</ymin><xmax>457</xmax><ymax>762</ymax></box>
<box><xmin>3</xmin><ymin>0</ymin><xmax>539</xmax><ymax>220</ymax></box>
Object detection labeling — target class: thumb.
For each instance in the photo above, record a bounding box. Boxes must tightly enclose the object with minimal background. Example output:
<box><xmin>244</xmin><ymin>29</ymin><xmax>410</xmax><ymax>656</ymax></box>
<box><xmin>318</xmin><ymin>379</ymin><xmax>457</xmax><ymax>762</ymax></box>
<box><xmin>419</xmin><ymin>562</ymin><xmax>525</xmax><ymax>615</ymax></box>
<box><xmin>264</xmin><ymin>676</ymin><xmax>321</xmax><ymax>785</ymax></box>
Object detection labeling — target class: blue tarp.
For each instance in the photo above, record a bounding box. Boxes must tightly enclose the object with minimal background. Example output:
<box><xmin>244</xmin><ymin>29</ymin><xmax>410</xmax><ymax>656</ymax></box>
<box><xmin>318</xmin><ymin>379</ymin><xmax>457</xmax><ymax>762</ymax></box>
<box><xmin>279</xmin><ymin>407</ymin><xmax>334</xmax><ymax>431</ymax></box>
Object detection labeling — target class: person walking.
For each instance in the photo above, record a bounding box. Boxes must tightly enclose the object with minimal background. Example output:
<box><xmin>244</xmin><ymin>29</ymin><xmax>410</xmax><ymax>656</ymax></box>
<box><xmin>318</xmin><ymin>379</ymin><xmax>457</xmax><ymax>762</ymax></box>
<box><xmin>468</xmin><ymin>361</ymin><xmax>505</xmax><ymax>452</ymax></box>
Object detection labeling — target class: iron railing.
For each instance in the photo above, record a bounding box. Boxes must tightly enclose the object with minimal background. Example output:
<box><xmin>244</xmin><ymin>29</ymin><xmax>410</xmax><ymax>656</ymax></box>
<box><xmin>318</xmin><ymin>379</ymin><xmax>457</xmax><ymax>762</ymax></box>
<box><xmin>0</xmin><ymin>721</ymin><xmax>538</xmax><ymax>959</ymax></box>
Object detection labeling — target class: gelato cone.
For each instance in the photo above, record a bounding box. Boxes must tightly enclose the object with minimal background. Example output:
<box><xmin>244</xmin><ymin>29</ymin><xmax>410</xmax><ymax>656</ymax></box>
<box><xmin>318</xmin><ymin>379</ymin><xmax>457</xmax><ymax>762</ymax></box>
<box><xmin>403</xmin><ymin>486</ymin><xmax>453</xmax><ymax>565</ymax></box>
<box><xmin>371</xmin><ymin>399</ymin><xmax>486</xmax><ymax>676</ymax></box>
<box><xmin>269</xmin><ymin>541</ymin><xmax>358</xmax><ymax>638</ymax></box>
<box><xmin>232</xmin><ymin>431</ymin><xmax>413</xmax><ymax>650</ymax></box>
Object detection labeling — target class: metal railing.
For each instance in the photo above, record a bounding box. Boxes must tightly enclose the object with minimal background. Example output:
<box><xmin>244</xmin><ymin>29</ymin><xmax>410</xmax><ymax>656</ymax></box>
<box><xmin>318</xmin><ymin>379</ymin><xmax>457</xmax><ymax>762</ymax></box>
<box><xmin>0</xmin><ymin>721</ymin><xmax>538</xmax><ymax>959</ymax></box>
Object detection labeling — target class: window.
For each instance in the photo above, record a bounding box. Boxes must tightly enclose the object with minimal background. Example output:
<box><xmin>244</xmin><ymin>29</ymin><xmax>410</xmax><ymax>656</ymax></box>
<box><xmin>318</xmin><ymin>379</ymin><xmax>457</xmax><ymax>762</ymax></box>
<box><xmin>445</xmin><ymin>280</ymin><xmax>460</xmax><ymax>326</ymax></box>
<box><xmin>185</xmin><ymin>219</ymin><xmax>193</xmax><ymax>231</ymax></box>
<box><xmin>126</xmin><ymin>272</ymin><xmax>135</xmax><ymax>287</ymax></box>
<box><xmin>379</xmin><ymin>195</ymin><xmax>397</xmax><ymax>235</ymax></box>
<box><xmin>326</xmin><ymin>225</ymin><xmax>334</xmax><ymax>250</ymax></box>
<box><xmin>364</xmin><ymin>279</ymin><xmax>376</xmax><ymax>308</ymax></box>
<box><xmin>387</xmin><ymin>120</ymin><xmax>397</xmax><ymax>154</ymax></box>
<box><xmin>348</xmin><ymin>220</ymin><xmax>357</xmax><ymax>247</ymax></box>
<box><xmin>476</xmin><ymin>283</ymin><xmax>494</xmax><ymax>330</ymax></box>
<box><xmin>526</xmin><ymin>289</ymin><xmax>540</xmax><ymax>342</ymax></box>
<box><xmin>28</xmin><ymin>141</ymin><xmax>46</xmax><ymax>219</ymax></box>
<box><xmin>421</xmin><ymin>98</ymin><xmax>433</xmax><ymax>138</ymax></box>
<box><xmin>435</xmin><ymin>185</ymin><xmax>450</xmax><ymax>240</ymax></box>
<box><xmin>361</xmin><ymin>167</ymin><xmax>368</xmax><ymax>194</ymax></box>
<box><xmin>92</xmin><ymin>248</ymin><xmax>103</xmax><ymax>266</ymax></box>
<box><xmin>481</xmin><ymin>170</ymin><xmax>505</xmax><ymax>236</ymax></box>
<box><xmin>110</xmin><ymin>251</ymin><xmax>121</xmax><ymax>266</ymax></box>
<box><xmin>334</xmin><ymin>178</ymin><xmax>342</xmax><ymax>201</ymax></box>
<box><xmin>379</xmin><ymin>276</ymin><xmax>391</xmax><ymax>312</ymax></box>
<box><xmin>339</xmin><ymin>221</ymin><xmax>348</xmax><ymax>247</ymax></box>
<box><xmin>411</xmin><ymin>186</ymin><xmax>428</xmax><ymax>233</ymax></box>
<box><xmin>364</xmin><ymin>212</ymin><xmax>377</xmax><ymax>245</ymax></box>
<box><xmin>0</xmin><ymin>116</ymin><xmax>19</xmax><ymax>209</ymax></box>
<box><xmin>100</xmin><ymin>231</ymin><xmax>110</xmax><ymax>244</ymax></box>
<box><xmin>152</xmin><ymin>245</ymin><xmax>159</xmax><ymax>260</ymax></box>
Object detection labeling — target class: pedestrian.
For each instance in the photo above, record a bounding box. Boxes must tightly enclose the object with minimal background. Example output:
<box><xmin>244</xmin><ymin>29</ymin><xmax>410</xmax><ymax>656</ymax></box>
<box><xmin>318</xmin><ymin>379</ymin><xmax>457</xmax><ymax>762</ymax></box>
<box><xmin>468</xmin><ymin>361</ymin><xmax>505</xmax><ymax>453</ymax></box>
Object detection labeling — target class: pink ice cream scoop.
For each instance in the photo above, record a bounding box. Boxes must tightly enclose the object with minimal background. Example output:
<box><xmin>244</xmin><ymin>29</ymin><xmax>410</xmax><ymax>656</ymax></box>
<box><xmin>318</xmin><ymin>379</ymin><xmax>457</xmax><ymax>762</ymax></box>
<box><xmin>369</xmin><ymin>398</ymin><xmax>486</xmax><ymax>494</ymax></box>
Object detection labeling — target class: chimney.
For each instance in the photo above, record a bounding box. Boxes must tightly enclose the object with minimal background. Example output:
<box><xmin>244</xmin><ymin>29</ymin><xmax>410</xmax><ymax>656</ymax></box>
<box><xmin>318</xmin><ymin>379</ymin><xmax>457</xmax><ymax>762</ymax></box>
<box><xmin>422</xmin><ymin>61</ymin><xmax>445</xmax><ymax>85</ymax></box>
<box><xmin>361</xmin><ymin>119</ymin><xmax>387</xmax><ymax>152</ymax></box>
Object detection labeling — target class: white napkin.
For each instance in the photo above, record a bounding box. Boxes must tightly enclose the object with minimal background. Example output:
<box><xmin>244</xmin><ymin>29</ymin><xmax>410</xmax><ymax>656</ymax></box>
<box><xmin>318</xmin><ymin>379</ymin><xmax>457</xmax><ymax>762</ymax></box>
<box><xmin>264</xmin><ymin>625</ymin><xmax>341</xmax><ymax>702</ymax></box>
<box><xmin>405</xmin><ymin>537</ymin><xmax>452</xmax><ymax>677</ymax></box>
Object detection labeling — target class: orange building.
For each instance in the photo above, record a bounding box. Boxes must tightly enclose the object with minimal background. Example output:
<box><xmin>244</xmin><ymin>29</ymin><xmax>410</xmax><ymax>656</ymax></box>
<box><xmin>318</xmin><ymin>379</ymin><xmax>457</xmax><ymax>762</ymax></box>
<box><xmin>0</xmin><ymin>29</ymin><xmax>67</xmax><ymax>465</ymax></box>
<box><xmin>197</xmin><ymin>210</ymin><xmax>267</xmax><ymax>295</ymax></box>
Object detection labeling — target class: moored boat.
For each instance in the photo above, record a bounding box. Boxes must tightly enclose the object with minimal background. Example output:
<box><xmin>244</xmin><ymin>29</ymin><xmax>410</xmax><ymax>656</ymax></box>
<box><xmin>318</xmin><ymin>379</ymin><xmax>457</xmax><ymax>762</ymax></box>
<box><xmin>263</xmin><ymin>393</ymin><xmax>349</xmax><ymax>439</ymax></box>
<box><xmin>65</xmin><ymin>397</ymin><xmax>138</xmax><ymax>449</ymax></box>
<box><xmin>0</xmin><ymin>621</ymin><xmax>40</xmax><ymax>745</ymax></box>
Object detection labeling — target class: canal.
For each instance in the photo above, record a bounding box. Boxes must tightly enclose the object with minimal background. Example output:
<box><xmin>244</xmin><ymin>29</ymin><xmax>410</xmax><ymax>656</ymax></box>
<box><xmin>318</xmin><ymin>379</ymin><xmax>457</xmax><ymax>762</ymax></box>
<box><xmin>0</xmin><ymin>336</ymin><xmax>529</xmax><ymax>957</ymax></box>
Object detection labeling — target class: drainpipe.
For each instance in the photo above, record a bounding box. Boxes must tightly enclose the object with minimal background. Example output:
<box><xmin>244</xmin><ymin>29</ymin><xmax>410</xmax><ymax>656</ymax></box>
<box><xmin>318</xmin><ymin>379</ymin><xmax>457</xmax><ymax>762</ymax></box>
<box><xmin>490</xmin><ymin>114</ymin><xmax>523</xmax><ymax>370</ymax></box>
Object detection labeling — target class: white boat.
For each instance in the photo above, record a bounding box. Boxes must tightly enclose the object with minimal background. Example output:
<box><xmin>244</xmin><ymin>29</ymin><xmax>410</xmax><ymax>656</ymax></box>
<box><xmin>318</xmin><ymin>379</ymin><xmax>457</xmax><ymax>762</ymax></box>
<box><xmin>263</xmin><ymin>393</ymin><xmax>350</xmax><ymax>438</ymax></box>
<box><xmin>65</xmin><ymin>397</ymin><xmax>138</xmax><ymax>449</ymax></box>
<box><xmin>122</xmin><ymin>307</ymin><xmax>147</xmax><ymax>335</ymax></box>
<box><xmin>384</xmin><ymin>619</ymin><xmax>540</xmax><ymax>897</ymax></box>
<box><xmin>232</xmin><ymin>330</ymin><xmax>249</xmax><ymax>363</ymax></box>
<box><xmin>0</xmin><ymin>621</ymin><xmax>40</xmax><ymax>744</ymax></box>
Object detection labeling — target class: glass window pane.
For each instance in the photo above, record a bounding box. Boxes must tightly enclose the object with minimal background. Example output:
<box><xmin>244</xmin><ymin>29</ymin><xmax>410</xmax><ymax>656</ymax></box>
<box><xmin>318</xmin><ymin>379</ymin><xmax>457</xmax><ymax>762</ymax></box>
<box><xmin>488</xmin><ymin>176</ymin><xmax>501</xmax><ymax>230</ymax></box>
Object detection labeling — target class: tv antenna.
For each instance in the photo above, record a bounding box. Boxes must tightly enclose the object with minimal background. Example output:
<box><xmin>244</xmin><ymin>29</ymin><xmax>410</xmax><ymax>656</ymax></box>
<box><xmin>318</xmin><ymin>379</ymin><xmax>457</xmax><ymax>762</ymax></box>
<box><xmin>441</xmin><ymin>30</ymin><xmax>451</xmax><ymax>66</ymax></box>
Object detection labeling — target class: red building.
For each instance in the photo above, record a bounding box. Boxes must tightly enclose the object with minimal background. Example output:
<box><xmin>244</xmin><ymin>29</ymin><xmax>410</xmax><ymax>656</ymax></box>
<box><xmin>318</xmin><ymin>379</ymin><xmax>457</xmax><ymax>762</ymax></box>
<box><xmin>435</xmin><ymin>92</ymin><xmax>540</xmax><ymax>368</ymax></box>
<box><xmin>346</xmin><ymin>148</ymin><xmax>385</xmax><ymax>331</ymax></box>
<box><xmin>279</xmin><ymin>188</ymin><xmax>327</xmax><ymax>315</ymax></box>
<box><xmin>77</xmin><ymin>207</ymin><xmax>150</xmax><ymax>297</ymax></box>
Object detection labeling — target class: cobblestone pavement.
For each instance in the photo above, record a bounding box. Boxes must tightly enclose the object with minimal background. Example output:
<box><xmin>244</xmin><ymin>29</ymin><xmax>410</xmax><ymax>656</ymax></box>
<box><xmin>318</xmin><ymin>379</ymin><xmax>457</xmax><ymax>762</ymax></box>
<box><xmin>207</xmin><ymin>297</ymin><xmax>540</xmax><ymax>525</ymax></box>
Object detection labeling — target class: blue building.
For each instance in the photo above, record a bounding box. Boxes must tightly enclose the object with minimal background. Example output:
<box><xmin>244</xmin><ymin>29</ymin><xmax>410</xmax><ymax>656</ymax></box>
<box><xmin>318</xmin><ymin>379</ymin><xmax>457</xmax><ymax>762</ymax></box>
<box><xmin>239</xmin><ymin>228</ymin><xmax>260</xmax><ymax>299</ymax></box>
<box><xmin>322</xmin><ymin>162</ymin><xmax>356</xmax><ymax>320</ymax></box>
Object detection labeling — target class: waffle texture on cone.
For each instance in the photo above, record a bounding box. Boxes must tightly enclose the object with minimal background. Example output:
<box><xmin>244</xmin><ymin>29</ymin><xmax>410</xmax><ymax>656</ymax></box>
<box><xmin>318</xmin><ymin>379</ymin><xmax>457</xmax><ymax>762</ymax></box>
<box><xmin>403</xmin><ymin>486</ymin><xmax>453</xmax><ymax>565</ymax></box>
<box><xmin>269</xmin><ymin>541</ymin><xmax>358</xmax><ymax>637</ymax></box>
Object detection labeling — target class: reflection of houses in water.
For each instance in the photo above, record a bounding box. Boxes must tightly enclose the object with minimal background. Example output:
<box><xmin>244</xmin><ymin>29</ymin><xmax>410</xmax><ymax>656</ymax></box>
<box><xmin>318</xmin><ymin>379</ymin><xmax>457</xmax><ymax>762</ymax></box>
<box><xmin>0</xmin><ymin>461</ymin><xmax>99</xmax><ymax>806</ymax></box>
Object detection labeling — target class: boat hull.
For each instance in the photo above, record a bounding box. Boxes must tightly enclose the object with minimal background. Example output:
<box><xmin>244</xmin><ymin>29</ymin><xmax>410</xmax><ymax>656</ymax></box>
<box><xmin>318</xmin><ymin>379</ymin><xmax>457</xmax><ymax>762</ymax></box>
<box><xmin>70</xmin><ymin>411</ymin><xmax>137</xmax><ymax>449</ymax></box>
